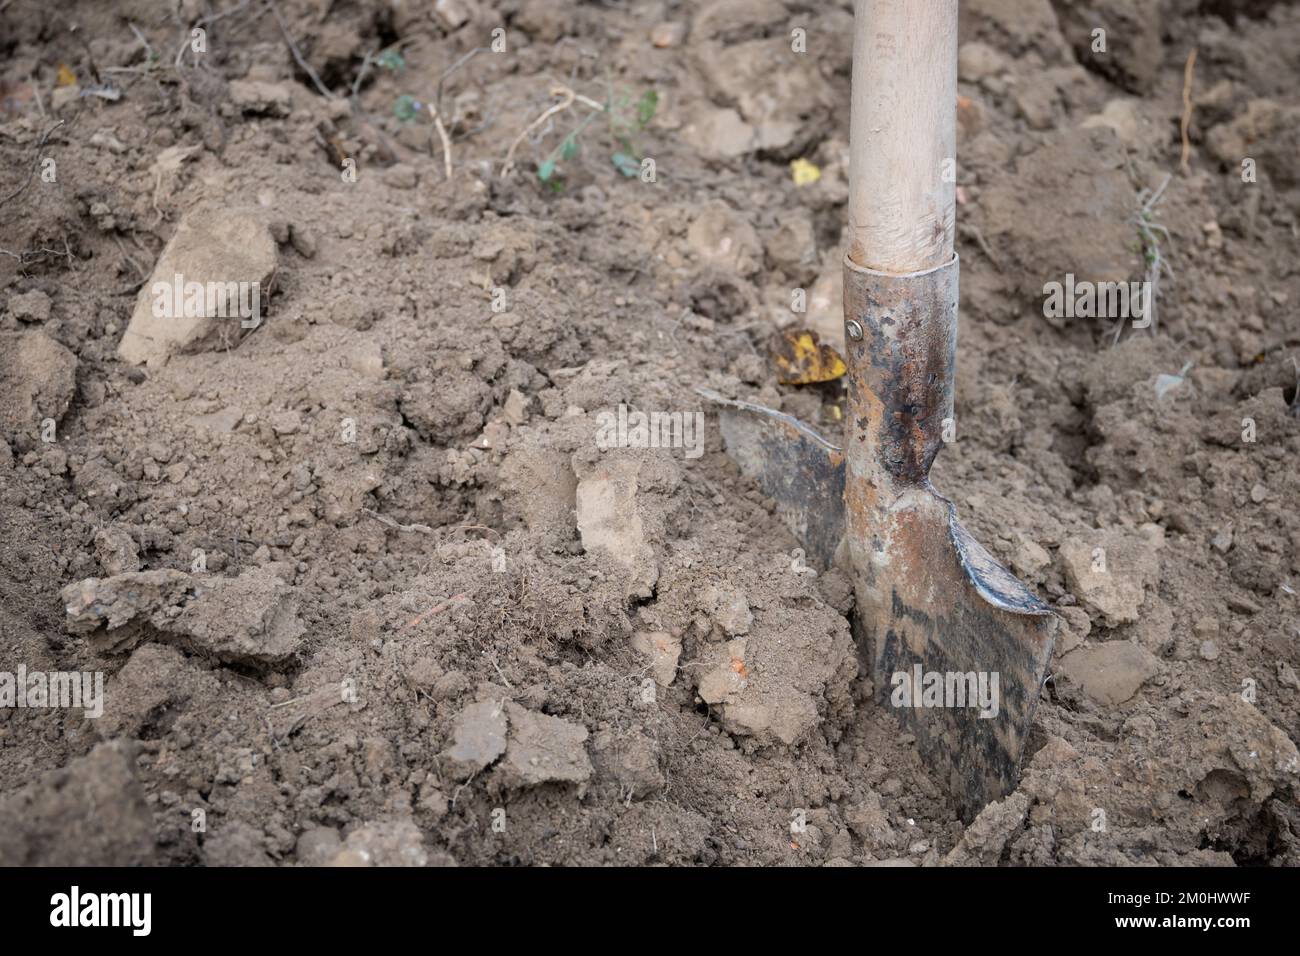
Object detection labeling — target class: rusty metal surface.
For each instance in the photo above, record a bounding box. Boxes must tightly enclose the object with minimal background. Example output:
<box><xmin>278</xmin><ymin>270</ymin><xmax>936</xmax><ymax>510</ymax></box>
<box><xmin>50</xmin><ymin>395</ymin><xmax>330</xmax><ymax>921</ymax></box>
<box><xmin>841</xmin><ymin>253</ymin><xmax>1057</xmax><ymax>821</ymax></box>
<box><xmin>696</xmin><ymin>388</ymin><xmax>845</xmax><ymax>570</ymax></box>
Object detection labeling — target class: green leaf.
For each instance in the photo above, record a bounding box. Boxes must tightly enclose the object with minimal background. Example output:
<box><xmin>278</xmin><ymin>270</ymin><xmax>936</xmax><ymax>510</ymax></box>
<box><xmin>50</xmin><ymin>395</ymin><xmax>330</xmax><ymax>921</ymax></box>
<box><xmin>393</xmin><ymin>94</ymin><xmax>420</xmax><ymax>122</ymax></box>
<box><xmin>611</xmin><ymin>152</ymin><xmax>639</xmax><ymax>177</ymax></box>
<box><xmin>561</xmin><ymin>136</ymin><xmax>579</xmax><ymax>161</ymax></box>
<box><xmin>636</xmin><ymin>89</ymin><xmax>658</xmax><ymax>127</ymax></box>
<box><xmin>376</xmin><ymin>49</ymin><xmax>406</xmax><ymax>72</ymax></box>
<box><xmin>538</xmin><ymin>158</ymin><xmax>557</xmax><ymax>182</ymax></box>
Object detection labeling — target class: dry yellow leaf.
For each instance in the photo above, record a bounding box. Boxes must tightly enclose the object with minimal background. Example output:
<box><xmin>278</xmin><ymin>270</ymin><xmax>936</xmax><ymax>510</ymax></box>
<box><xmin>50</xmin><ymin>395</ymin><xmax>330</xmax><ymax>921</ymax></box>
<box><xmin>55</xmin><ymin>64</ymin><xmax>77</xmax><ymax>87</ymax></box>
<box><xmin>771</xmin><ymin>329</ymin><xmax>846</xmax><ymax>385</ymax></box>
<box><xmin>790</xmin><ymin>157</ymin><xmax>821</xmax><ymax>187</ymax></box>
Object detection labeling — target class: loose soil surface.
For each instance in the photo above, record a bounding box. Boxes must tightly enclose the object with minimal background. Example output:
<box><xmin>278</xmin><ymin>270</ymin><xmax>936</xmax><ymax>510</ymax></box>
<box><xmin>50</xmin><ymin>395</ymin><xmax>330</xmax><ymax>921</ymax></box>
<box><xmin>1</xmin><ymin>0</ymin><xmax>1298</xmax><ymax>867</ymax></box>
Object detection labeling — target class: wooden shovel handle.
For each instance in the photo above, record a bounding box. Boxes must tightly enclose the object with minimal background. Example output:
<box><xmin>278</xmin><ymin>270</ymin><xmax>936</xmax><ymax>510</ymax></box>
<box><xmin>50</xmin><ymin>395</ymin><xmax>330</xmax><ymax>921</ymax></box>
<box><xmin>847</xmin><ymin>0</ymin><xmax>957</xmax><ymax>275</ymax></box>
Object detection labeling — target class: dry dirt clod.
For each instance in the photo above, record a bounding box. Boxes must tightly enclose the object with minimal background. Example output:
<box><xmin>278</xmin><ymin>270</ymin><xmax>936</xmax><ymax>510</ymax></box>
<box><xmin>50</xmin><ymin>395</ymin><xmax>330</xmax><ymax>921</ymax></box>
<box><xmin>944</xmin><ymin>792</ymin><xmax>1030</xmax><ymax>866</ymax></box>
<box><xmin>117</xmin><ymin>208</ymin><xmax>278</xmax><ymax>366</ymax></box>
<box><xmin>1055</xmin><ymin>640</ymin><xmax>1162</xmax><ymax>707</ymax></box>
<box><xmin>631</xmin><ymin>630</ymin><xmax>682</xmax><ymax>686</ymax></box>
<box><xmin>1058</xmin><ymin>525</ymin><xmax>1164</xmax><ymax>628</ymax></box>
<box><xmin>679</xmin><ymin>106</ymin><xmax>757</xmax><ymax>161</ymax></box>
<box><xmin>0</xmin><ymin>742</ymin><xmax>156</xmax><ymax>866</ymax></box>
<box><xmin>92</xmin><ymin>524</ymin><xmax>141</xmax><ymax>576</ymax></box>
<box><xmin>6</xmin><ymin>288</ymin><xmax>51</xmax><ymax>323</ymax></box>
<box><xmin>591</xmin><ymin>728</ymin><xmax>665</xmax><ymax>800</ymax></box>
<box><xmin>574</xmin><ymin>452</ymin><xmax>680</xmax><ymax>600</ymax></box>
<box><xmin>691</xmin><ymin>599</ymin><xmax>856</xmax><ymax>747</ymax></box>
<box><xmin>61</xmin><ymin>565</ymin><xmax>305</xmax><ymax>668</ymax></box>
<box><xmin>496</xmin><ymin>702</ymin><xmax>593</xmax><ymax>789</ymax></box>
<box><xmin>440</xmin><ymin>699</ymin><xmax>508</xmax><ymax>781</ymax></box>
<box><xmin>0</xmin><ymin>329</ymin><xmax>77</xmax><ymax>451</ymax></box>
<box><xmin>331</xmin><ymin>820</ymin><xmax>430</xmax><ymax>868</ymax></box>
<box><xmin>228</xmin><ymin>80</ymin><xmax>292</xmax><ymax>117</ymax></box>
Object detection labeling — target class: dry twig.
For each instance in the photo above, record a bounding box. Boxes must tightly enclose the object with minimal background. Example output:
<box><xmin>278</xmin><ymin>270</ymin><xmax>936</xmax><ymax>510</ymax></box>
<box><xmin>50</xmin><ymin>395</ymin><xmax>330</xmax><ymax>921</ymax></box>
<box><xmin>0</xmin><ymin>120</ymin><xmax>64</xmax><ymax>208</ymax></box>
<box><xmin>1180</xmin><ymin>48</ymin><xmax>1198</xmax><ymax>174</ymax></box>
<box><xmin>500</xmin><ymin>85</ymin><xmax>603</xmax><ymax>177</ymax></box>
<box><xmin>269</xmin><ymin>0</ymin><xmax>332</xmax><ymax>99</ymax></box>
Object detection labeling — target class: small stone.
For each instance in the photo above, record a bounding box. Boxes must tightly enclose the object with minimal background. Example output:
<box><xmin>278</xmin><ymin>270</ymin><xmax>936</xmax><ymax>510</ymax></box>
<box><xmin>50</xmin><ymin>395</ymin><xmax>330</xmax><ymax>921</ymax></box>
<box><xmin>1014</xmin><ymin>83</ymin><xmax>1056</xmax><ymax>130</ymax></box>
<box><xmin>434</xmin><ymin>0</ymin><xmax>470</xmax><ymax>30</ymax></box>
<box><xmin>686</xmin><ymin>201</ymin><xmax>762</xmax><ymax>275</ymax></box>
<box><xmin>650</xmin><ymin>22</ymin><xmax>686</xmax><ymax>48</ymax></box>
<box><xmin>1199</xmin><ymin>640</ymin><xmax>1220</xmax><ymax>661</ymax></box>
<box><xmin>419</xmin><ymin>778</ymin><xmax>449</xmax><ymax>818</ymax></box>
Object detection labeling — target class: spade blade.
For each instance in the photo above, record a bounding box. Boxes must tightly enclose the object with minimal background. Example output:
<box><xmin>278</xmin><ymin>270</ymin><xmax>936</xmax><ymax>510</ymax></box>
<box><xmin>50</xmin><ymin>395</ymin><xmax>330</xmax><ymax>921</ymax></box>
<box><xmin>696</xmin><ymin>388</ymin><xmax>845</xmax><ymax>570</ymax></box>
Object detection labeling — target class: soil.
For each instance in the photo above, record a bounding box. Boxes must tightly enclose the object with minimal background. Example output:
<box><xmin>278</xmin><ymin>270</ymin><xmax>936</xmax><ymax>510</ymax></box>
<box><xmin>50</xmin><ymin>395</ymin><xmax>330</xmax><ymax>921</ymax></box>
<box><xmin>1</xmin><ymin>0</ymin><xmax>1299</xmax><ymax>867</ymax></box>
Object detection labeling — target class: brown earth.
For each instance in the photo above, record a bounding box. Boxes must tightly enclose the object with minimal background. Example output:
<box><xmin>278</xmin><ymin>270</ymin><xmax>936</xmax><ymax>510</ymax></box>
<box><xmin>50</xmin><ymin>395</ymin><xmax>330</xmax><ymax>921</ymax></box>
<box><xmin>0</xmin><ymin>0</ymin><xmax>1298</xmax><ymax>866</ymax></box>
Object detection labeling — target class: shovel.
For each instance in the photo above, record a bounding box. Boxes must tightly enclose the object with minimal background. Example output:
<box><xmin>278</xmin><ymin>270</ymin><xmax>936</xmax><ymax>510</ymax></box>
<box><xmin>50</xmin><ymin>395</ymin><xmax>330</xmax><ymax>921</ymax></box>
<box><xmin>699</xmin><ymin>0</ymin><xmax>1056</xmax><ymax>821</ymax></box>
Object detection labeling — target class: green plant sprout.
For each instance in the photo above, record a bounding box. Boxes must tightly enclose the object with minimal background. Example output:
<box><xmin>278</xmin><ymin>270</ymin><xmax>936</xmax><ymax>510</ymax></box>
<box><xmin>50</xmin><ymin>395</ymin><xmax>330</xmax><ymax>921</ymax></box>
<box><xmin>394</xmin><ymin>93</ymin><xmax>421</xmax><ymax>122</ymax></box>
<box><xmin>375</xmin><ymin>46</ymin><xmax>414</xmax><ymax>120</ymax></box>
<box><xmin>375</xmin><ymin>48</ymin><xmax>406</xmax><ymax>73</ymax></box>
<box><xmin>536</xmin><ymin>85</ymin><xmax>658</xmax><ymax>188</ymax></box>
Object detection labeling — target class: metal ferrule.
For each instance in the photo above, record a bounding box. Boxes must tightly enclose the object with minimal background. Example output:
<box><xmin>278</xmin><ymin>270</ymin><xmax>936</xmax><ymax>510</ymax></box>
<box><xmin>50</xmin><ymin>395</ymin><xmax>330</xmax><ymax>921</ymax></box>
<box><xmin>842</xmin><ymin>253</ymin><xmax>959</xmax><ymax>487</ymax></box>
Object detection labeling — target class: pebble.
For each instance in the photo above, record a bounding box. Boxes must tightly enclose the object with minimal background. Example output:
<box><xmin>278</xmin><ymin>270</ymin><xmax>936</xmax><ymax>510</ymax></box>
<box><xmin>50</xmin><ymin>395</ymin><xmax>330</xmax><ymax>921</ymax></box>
<box><xmin>650</xmin><ymin>22</ymin><xmax>686</xmax><ymax>48</ymax></box>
